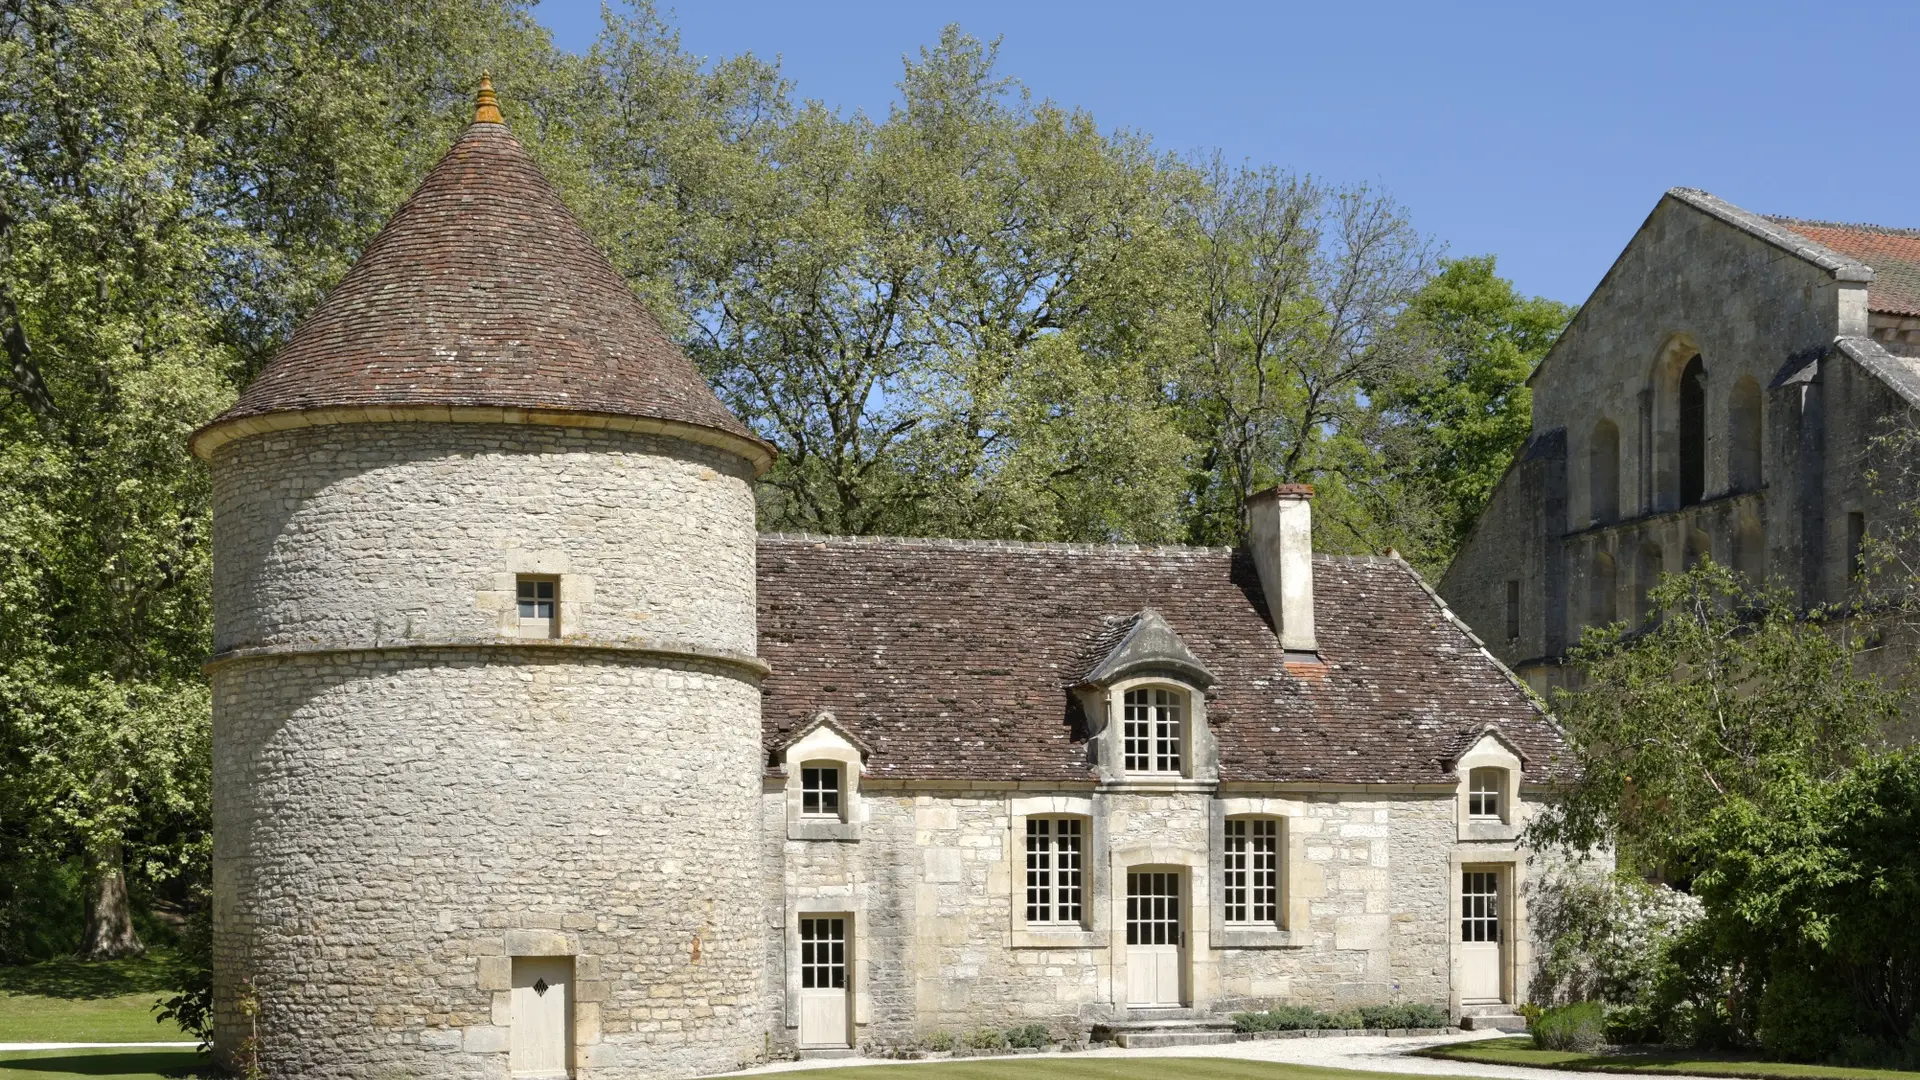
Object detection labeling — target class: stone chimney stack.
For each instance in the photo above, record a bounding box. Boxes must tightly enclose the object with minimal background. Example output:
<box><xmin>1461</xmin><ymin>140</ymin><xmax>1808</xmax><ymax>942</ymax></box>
<box><xmin>1247</xmin><ymin>484</ymin><xmax>1319</xmax><ymax>658</ymax></box>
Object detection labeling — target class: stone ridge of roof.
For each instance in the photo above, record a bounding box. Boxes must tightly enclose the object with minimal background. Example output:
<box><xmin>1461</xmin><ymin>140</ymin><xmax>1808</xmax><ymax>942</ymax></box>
<box><xmin>198</xmin><ymin>118</ymin><xmax>767</xmax><ymax>463</ymax></box>
<box><xmin>1665</xmin><ymin>188</ymin><xmax>1874</xmax><ymax>283</ymax></box>
<box><xmin>1836</xmin><ymin>336</ymin><xmax>1920</xmax><ymax>411</ymax></box>
<box><xmin>758</xmin><ymin>532</ymin><xmax>1400</xmax><ymax>564</ymax></box>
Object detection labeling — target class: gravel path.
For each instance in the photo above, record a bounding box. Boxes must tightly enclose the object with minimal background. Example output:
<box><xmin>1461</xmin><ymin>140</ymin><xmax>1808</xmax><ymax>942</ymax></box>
<box><xmin>726</xmin><ymin>1030</ymin><xmax>1723</xmax><ymax>1080</ymax></box>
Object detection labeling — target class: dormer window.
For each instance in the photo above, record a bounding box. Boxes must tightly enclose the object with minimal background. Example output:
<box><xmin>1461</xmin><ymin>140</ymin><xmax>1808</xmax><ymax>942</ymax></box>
<box><xmin>1123</xmin><ymin>687</ymin><xmax>1183</xmax><ymax>774</ymax></box>
<box><xmin>801</xmin><ymin>764</ymin><xmax>842</xmax><ymax>819</ymax></box>
<box><xmin>517</xmin><ymin>576</ymin><xmax>557</xmax><ymax>637</ymax></box>
<box><xmin>1468</xmin><ymin>767</ymin><xmax>1504</xmax><ymax>820</ymax></box>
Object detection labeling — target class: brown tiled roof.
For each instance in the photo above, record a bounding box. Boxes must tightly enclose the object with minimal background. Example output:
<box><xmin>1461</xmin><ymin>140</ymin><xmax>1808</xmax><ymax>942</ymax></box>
<box><xmin>209</xmin><ymin>117</ymin><xmax>758</xmax><ymax>445</ymax></box>
<box><xmin>757</xmin><ymin>536</ymin><xmax>1566</xmax><ymax>785</ymax></box>
<box><xmin>1771</xmin><ymin>218</ymin><xmax>1920</xmax><ymax>317</ymax></box>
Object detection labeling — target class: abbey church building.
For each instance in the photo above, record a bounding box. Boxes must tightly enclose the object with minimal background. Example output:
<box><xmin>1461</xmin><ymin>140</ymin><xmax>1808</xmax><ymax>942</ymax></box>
<box><xmin>196</xmin><ymin>84</ymin><xmax>1566</xmax><ymax>1079</ymax></box>
<box><xmin>1441</xmin><ymin>187</ymin><xmax>1920</xmax><ymax>698</ymax></box>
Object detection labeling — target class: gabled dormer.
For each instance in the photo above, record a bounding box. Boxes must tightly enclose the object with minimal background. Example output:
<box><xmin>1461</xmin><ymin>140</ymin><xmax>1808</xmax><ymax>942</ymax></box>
<box><xmin>777</xmin><ymin>711</ymin><xmax>869</xmax><ymax>841</ymax></box>
<box><xmin>1446</xmin><ymin>727</ymin><xmax>1529</xmax><ymax>842</ymax></box>
<box><xmin>1074</xmin><ymin>608</ymin><xmax>1219</xmax><ymax>789</ymax></box>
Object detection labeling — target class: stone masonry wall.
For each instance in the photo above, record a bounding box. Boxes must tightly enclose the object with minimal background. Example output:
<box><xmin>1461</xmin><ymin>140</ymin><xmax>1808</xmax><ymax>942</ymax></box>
<box><xmin>209</xmin><ymin>423</ymin><xmax>760</xmax><ymax>657</ymax></box>
<box><xmin>763</xmin><ymin>785</ymin><xmax>1470</xmax><ymax>1051</ymax></box>
<box><xmin>212</xmin><ymin>652</ymin><xmax>767</xmax><ymax>1079</ymax></box>
<box><xmin>209</xmin><ymin>421</ymin><xmax>766</xmax><ymax>1079</ymax></box>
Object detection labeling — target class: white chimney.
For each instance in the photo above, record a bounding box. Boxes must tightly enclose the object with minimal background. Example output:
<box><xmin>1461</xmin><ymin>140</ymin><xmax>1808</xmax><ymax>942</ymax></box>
<box><xmin>1247</xmin><ymin>484</ymin><xmax>1318</xmax><ymax>658</ymax></box>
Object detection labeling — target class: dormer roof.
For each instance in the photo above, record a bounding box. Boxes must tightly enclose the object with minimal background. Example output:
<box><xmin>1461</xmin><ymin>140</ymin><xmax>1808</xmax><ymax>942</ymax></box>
<box><xmin>1077</xmin><ymin>608</ymin><xmax>1215</xmax><ymax>689</ymax></box>
<box><xmin>192</xmin><ymin>81</ymin><xmax>770</xmax><ymax>470</ymax></box>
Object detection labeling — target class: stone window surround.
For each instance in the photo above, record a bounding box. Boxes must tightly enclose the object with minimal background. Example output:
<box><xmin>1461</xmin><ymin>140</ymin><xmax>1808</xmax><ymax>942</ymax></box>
<box><xmin>469</xmin><ymin>928</ymin><xmax>606</xmax><ymax>1067</ymax></box>
<box><xmin>1087</xmin><ymin>674</ymin><xmax>1220</xmax><ymax>790</ymax></box>
<box><xmin>1107</xmin><ymin>842</ymin><xmax>1213</xmax><ymax>1014</ymax></box>
<box><xmin>1007</xmin><ymin>795</ymin><xmax>1105</xmax><ymax>948</ymax></box>
<box><xmin>784</xmin><ymin>895</ymin><xmax>870</xmax><ymax>1033</ymax></box>
<box><xmin>479</xmin><ymin>548</ymin><xmax>595</xmax><ymax>640</ymax></box>
<box><xmin>783</xmin><ymin>725</ymin><xmax>863</xmax><ymax>841</ymax></box>
<box><xmin>1453</xmin><ymin>733</ymin><xmax>1523</xmax><ymax>841</ymax></box>
<box><xmin>1447</xmin><ymin>847</ymin><xmax>1532</xmax><ymax>1013</ymax></box>
<box><xmin>1207</xmin><ymin>797</ymin><xmax>1300</xmax><ymax>949</ymax></box>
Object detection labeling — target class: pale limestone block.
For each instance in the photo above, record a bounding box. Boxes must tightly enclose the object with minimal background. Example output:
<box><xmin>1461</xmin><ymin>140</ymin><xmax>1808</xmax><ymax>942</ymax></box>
<box><xmin>1334</xmin><ymin>913</ymin><xmax>1391</xmax><ymax>950</ymax></box>
<box><xmin>924</xmin><ymin>848</ymin><xmax>963</xmax><ymax>883</ymax></box>
<box><xmin>462</xmin><ymin>1025</ymin><xmax>509</xmax><ymax>1053</ymax></box>
<box><xmin>476</xmin><ymin>956</ymin><xmax>511</xmax><ymax>991</ymax></box>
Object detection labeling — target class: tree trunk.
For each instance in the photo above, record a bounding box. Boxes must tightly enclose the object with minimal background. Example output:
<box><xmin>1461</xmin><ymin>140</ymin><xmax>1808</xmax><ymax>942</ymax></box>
<box><xmin>80</xmin><ymin>838</ymin><xmax>145</xmax><ymax>960</ymax></box>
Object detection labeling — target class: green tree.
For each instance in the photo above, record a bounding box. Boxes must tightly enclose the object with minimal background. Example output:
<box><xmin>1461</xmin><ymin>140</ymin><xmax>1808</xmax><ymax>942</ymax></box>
<box><xmin>1532</xmin><ymin>562</ymin><xmax>1898</xmax><ymax>879</ymax></box>
<box><xmin>0</xmin><ymin>0</ymin><xmax>556</xmax><ymax>959</ymax></box>
<box><xmin>1371</xmin><ymin>255</ymin><xmax>1571</xmax><ymax>574</ymax></box>
<box><xmin>1176</xmin><ymin>156</ymin><xmax>1433</xmax><ymax>547</ymax></box>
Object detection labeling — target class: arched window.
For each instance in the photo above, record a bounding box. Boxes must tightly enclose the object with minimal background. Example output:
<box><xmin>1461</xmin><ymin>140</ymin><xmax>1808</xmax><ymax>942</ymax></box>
<box><xmin>1590</xmin><ymin>551</ymin><xmax>1617</xmax><ymax>626</ymax></box>
<box><xmin>1684</xmin><ymin>529</ymin><xmax>1711</xmax><ymax>570</ymax></box>
<box><xmin>1680</xmin><ymin>354</ymin><xmax>1707</xmax><ymax>506</ymax></box>
<box><xmin>1122</xmin><ymin>687</ymin><xmax>1184</xmax><ymax>774</ymax></box>
<box><xmin>1728</xmin><ymin>376</ymin><xmax>1762</xmax><ymax>492</ymax></box>
<box><xmin>1735</xmin><ymin>516</ymin><xmax>1766</xmax><ymax>586</ymax></box>
<box><xmin>1589</xmin><ymin>419</ymin><xmax>1620</xmax><ymax>524</ymax></box>
<box><xmin>1636</xmin><ymin>541</ymin><xmax>1664</xmax><ymax>625</ymax></box>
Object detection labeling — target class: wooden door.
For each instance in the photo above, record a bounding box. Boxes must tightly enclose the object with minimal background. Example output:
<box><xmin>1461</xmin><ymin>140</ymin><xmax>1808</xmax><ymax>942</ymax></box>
<box><xmin>798</xmin><ymin>916</ymin><xmax>850</xmax><ymax>1048</ymax></box>
<box><xmin>1126</xmin><ymin>870</ymin><xmax>1184</xmax><ymax>1007</ymax></box>
<box><xmin>509</xmin><ymin>956</ymin><xmax>572</xmax><ymax>1079</ymax></box>
<box><xmin>1460</xmin><ymin>868</ymin><xmax>1504</xmax><ymax>1003</ymax></box>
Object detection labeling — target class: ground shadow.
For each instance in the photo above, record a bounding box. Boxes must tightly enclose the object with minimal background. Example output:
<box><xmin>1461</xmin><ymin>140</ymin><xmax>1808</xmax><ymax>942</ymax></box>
<box><xmin>0</xmin><ymin>1050</ymin><xmax>210</xmax><ymax>1078</ymax></box>
<box><xmin>0</xmin><ymin>954</ymin><xmax>186</xmax><ymax>1000</ymax></box>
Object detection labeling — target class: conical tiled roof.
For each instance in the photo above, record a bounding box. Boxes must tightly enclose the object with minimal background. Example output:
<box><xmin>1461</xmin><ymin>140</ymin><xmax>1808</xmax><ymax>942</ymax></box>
<box><xmin>193</xmin><ymin>94</ymin><xmax>768</xmax><ymax>469</ymax></box>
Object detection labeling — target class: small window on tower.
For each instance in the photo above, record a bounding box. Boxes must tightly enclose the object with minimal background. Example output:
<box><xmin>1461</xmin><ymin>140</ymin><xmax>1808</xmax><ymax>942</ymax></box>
<box><xmin>517</xmin><ymin>576</ymin><xmax>558</xmax><ymax>637</ymax></box>
<box><xmin>1504</xmin><ymin>580</ymin><xmax>1520</xmax><ymax>641</ymax></box>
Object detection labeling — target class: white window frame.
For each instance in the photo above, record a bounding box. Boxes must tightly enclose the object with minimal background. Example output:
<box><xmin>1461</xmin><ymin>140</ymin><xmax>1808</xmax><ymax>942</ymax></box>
<box><xmin>1455</xmin><ymin>732</ymin><xmax>1524</xmax><ymax>840</ymax></box>
<box><xmin>1468</xmin><ymin>767</ymin><xmax>1504</xmax><ymax>821</ymax></box>
<box><xmin>1222</xmin><ymin>816</ymin><xmax>1281</xmax><ymax>927</ymax></box>
<box><xmin>516</xmin><ymin>575</ymin><xmax>558</xmax><ymax>638</ymax></box>
<box><xmin>1008</xmin><ymin>796</ymin><xmax>1100</xmax><ymax>947</ymax></box>
<box><xmin>1122</xmin><ymin>686</ymin><xmax>1185</xmax><ymax>775</ymax></box>
<box><xmin>783</xmin><ymin>722</ymin><xmax>863</xmax><ymax>841</ymax></box>
<box><xmin>800</xmin><ymin>763</ymin><xmax>843</xmax><ymax>819</ymax></box>
<box><xmin>1024</xmin><ymin>816</ymin><xmax>1086</xmax><ymax>927</ymax></box>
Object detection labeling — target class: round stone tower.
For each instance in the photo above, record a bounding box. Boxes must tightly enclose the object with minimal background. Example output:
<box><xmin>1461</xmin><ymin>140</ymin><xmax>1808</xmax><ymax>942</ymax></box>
<box><xmin>192</xmin><ymin>81</ymin><xmax>773</xmax><ymax>1079</ymax></box>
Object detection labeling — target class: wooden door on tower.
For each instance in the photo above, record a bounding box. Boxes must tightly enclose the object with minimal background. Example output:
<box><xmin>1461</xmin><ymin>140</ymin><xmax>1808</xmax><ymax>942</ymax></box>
<box><xmin>798</xmin><ymin>916</ymin><xmax>850</xmax><ymax>1048</ymax></box>
<box><xmin>509</xmin><ymin>956</ymin><xmax>572</xmax><ymax>1079</ymax></box>
<box><xmin>1125</xmin><ymin>870</ymin><xmax>1184</xmax><ymax>1007</ymax></box>
<box><xmin>1460</xmin><ymin>868</ymin><xmax>1504</xmax><ymax>1004</ymax></box>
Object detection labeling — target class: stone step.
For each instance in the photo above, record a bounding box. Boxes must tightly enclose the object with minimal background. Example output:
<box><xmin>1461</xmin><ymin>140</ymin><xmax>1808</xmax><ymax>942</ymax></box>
<box><xmin>1092</xmin><ymin>1017</ymin><xmax>1239</xmax><ymax>1049</ymax></box>
<box><xmin>1459</xmin><ymin>1013</ymin><xmax>1528</xmax><ymax>1033</ymax></box>
<box><xmin>1115</xmin><ymin>1030</ymin><xmax>1240</xmax><ymax>1048</ymax></box>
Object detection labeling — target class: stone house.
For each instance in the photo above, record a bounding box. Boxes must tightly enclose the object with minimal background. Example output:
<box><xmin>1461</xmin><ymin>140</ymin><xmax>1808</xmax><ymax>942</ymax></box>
<box><xmin>196</xmin><ymin>84</ymin><xmax>1567</xmax><ymax>1079</ymax></box>
<box><xmin>1441</xmin><ymin>188</ymin><xmax>1920</xmax><ymax>700</ymax></box>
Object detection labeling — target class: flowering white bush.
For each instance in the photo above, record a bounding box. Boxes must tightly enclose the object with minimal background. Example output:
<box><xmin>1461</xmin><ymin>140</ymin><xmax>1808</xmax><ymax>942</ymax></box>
<box><xmin>1529</xmin><ymin>869</ymin><xmax>1703</xmax><ymax>1008</ymax></box>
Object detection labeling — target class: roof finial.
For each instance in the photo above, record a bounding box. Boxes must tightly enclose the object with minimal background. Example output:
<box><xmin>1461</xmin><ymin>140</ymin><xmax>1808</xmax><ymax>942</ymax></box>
<box><xmin>474</xmin><ymin>72</ymin><xmax>503</xmax><ymax>125</ymax></box>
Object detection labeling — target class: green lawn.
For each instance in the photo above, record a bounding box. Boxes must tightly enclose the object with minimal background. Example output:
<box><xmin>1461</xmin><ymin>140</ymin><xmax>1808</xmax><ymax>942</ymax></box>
<box><xmin>0</xmin><ymin>1049</ymin><xmax>207</xmax><ymax>1080</ymax></box>
<box><xmin>763</xmin><ymin>1060</ymin><xmax>1480</xmax><ymax>1080</ymax></box>
<box><xmin>1422</xmin><ymin>1036</ymin><xmax>1920</xmax><ymax>1080</ymax></box>
<box><xmin>0</xmin><ymin>953</ymin><xmax>194</xmax><ymax>1045</ymax></box>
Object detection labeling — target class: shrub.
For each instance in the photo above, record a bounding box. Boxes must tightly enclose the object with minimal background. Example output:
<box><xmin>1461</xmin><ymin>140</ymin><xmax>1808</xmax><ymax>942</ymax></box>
<box><xmin>1004</xmin><ymin>1023</ymin><xmax>1051</xmax><ymax>1048</ymax></box>
<box><xmin>1353</xmin><ymin>1003</ymin><xmax>1450</xmax><ymax>1029</ymax></box>
<box><xmin>964</xmin><ymin>1027</ymin><xmax>1005</xmax><ymax>1050</ymax></box>
<box><xmin>920</xmin><ymin>1031</ymin><xmax>954</xmax><ymax>1052</ymax></box>
<box><xmin>1233</xmin><ymin>1005</ymin><xmax>1337</xmax><ymax>1032</ymax></box>
<box><xmin>1532</xmin><ymin>1001</ymin><xmax>1605</xmax><ymax>1051</ymax></box>
<box><xmin>1602</xmin><ymin>1003</ymin><xmax>1660</xmax><ymax>1044</ymax></box>
<box><xmin>1756</xmin><ymin>960</ymin><xmax>1854</xmax><ymax>1062</ymax></box>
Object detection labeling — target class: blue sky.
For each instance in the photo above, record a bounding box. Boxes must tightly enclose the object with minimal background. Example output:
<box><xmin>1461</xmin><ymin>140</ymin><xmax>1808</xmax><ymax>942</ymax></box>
<box><xmin>532</xmin><ymin>1</ymin><xmax>1918</xmax><ymax>307</ymax></box>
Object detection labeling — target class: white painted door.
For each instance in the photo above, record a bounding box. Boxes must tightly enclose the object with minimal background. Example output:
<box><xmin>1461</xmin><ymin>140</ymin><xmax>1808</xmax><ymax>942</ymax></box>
<box><xmin>509</xmin><ymin>956</ymin><xmax>572</xmax><ymax>1079</ymax></box>
<box><xmin>1461</xmin><ymin>869</ymin><xmax>1504</xmax><ymax>1004</ymax></box>
<box><xmin>798</xmin><ymin>916</ymin><xmax>850</xmax><ymax>1048</ymax></box>
<box><xmin>1126</xmin><ymin>871</ymin><xmax>1184</xmax><ymax>1007</ymax></box>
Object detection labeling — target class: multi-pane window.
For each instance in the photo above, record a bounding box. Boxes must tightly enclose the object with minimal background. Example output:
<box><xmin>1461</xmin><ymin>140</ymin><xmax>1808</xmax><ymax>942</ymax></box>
<box><xmin>799</xmin><ymin>917</ymin><xmax>847</xmax><ymax>989</ymax></box>
<box><xmin>1024</xmin><ymin>817</ymin><xmax>1084</xmax><ymax>925</ymax></box>
<box><xmin>1223</xmin><ymin>817</ymin><xmax>1280</xmax><ymax>925</ymax></box>
<box><xmin>1122</xmin><ymin>688</ymin><xmax>1183</xmax><ymax>774</ymax></box>
<box><xmin>1461</xmin><ymin>871</ymin><xmax>1500</xmax><ymax>942</ymax></box>
<box><xmin>801</xmin><ymin>765</ymin><xmax>841</xmax><ymax>818</ymax></box>
<box><xmin>1468</xmin><ymin>767</ymin><xmax>1504</xmax><ymax>820</ymax></box>
<box><xmin>1125</xmin><ymin>871</ymin><xmax>1180</xmax><ymax>945</ymax></box>
<box><xmin>517</xmin><ymin>576</ymin><xmax>557</xmax><ymax>636</ymax></box>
